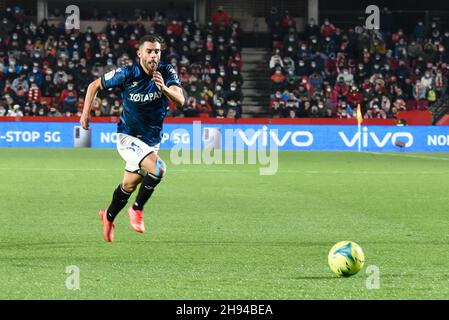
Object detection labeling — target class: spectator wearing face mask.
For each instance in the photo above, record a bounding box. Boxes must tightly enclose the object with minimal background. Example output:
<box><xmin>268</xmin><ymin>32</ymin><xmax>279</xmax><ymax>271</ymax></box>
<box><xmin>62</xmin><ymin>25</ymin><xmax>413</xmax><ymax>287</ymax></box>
<box><xmin>434</xmin><ymin>70</ymin><xmax>448</xmax><ymax>98</ymax></box>
<box><xmin>281</xmin><ymin>55</ymin><xmax>294</xmax><ymax>73</ymax></box>
<box><xmin>58</xmin><ymin>83</ymin><xmax>78</xmax><ymax>108</ymax></box>
<box><xmin>27</xmin><ymin>63</ymin><xmax>44</xmax><ymax>87</ymax></box>
<box><xmin>412</xmin><ymin>79</ymin><xmax>427</xmax><ymax>101</ymax></box>
<box><xmin>200</xmin><ymin>86</ymin><xmax>214</xmax><ymax>104</ymax></box>
<box><xmin>224</xmin><ymin>82</ymin><xmax>243</xmax><ymax>102</ymax></box>
<box><xmin>269</xmin><ymin>49</ymin><xmax>283</xmax><ymax>70</ymax></box>
<box><xmin>48</xmin><ymin>104</ymin><xmax>62</xmax><ymax>117</ymax></box>
<box><xmin>187</xmin><ymin>83</ymin><xmax>201</xmax><ymax>102</ymax></box>
<box><xmin>227</xmin><ymin>54</ymin><xmax>243</xmax><ymax>70</ymax></box>
<box><xmin>271</xmin><ymin>67</ymin><xmax>286</xmax><ymax>92</ymax></box>
<box><xmin>304</xmin><ymin>18</ymin><xmax>320</xmax><ymax>39</ymax></box>
<box><xmin>322</xmin><ymin>36</ymin><xmax>336</xmax><ymax>57</ymax></box>
<box><xmin>11</xmin><ymin>72</ymin><xmax>29</xmax><ymax>105</ymax></box>
<box><xmin>421</xmin><ymin>71</ymin><xmax>434</xmax><ymax>90</ymax></box>
<box><xmin>336</xmin><ymin>100</ymin><xmax>352</xmax><ymax>118</ymax></box>
<box><xmin>347</xmin><ymin>85</ymin><xmax>363</xmax><ymax>106</ymax></box>
<box><xmin>308</xmin><ymin>72</ymin><xmax>324</xmax><ymax>90</ymax></box>
<box><xmin>224</xmin><ymin>82</ymin><xmax>243</xmax><ymax>116</ymax></box>
<box><xmin>269</xmin><ymin>90</ymin><xmax>285</xmax><ymax>118</ymax></box>
<box><xmin>61</xmin><ymin>90</ymin><xmax>78</xmax><ymax>115</ymax></box>
<box><xmin>333</xmin><ymin>76</ymin><xmax>349</xmax><ymax>99</ymax></box>
<box><xmin>215</xmin><ymin>105</ymin><xmax>226</xmax><ymax>118</ymax></box>
<box><xmin>197</xmin><ymin>99</ymin><xmax>212</xmax><ymax>117</ymax></box>
<box><xmin>337</xmin><ymin>68</ymin><xmax>354</xmax><ymax>85</ymax></box>
<box><xmin>296</xmin><ymin>60</ymin><xmax>309</xmax><ymax>77</ymax></box>
<box><xmin>0</xmin><ymin>17</ymin><xmax>14</xmax><ymax>36</ymax></box>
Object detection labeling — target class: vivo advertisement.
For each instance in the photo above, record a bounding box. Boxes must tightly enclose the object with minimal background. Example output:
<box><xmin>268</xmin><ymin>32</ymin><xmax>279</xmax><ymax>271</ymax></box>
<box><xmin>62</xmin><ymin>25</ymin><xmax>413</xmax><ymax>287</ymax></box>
<box><xmin>1</xmin><ymin>122</ymin><xmax>449</xmax><ymax>152</ymax></box>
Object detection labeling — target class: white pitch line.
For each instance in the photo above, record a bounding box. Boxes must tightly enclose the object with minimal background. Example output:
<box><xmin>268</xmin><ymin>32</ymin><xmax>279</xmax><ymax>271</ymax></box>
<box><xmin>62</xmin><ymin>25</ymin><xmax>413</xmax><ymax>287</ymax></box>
<box><xmin>0</xmin><ymin>168</ymin><xmax>447</xmax><ymax>175</ymax></box>
<box><xmin>367</xmin><ymin>152</ymin><xmax>449</xmax><ymax>161</ymax></box>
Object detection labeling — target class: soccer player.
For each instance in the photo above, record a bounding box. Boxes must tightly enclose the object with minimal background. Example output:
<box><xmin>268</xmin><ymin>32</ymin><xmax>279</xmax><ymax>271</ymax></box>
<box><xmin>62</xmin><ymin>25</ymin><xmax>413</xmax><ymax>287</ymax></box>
<box><xmin>80</xmin><ymin>34</ymin><xmax>185</xmax><ymax>242</ymax></box>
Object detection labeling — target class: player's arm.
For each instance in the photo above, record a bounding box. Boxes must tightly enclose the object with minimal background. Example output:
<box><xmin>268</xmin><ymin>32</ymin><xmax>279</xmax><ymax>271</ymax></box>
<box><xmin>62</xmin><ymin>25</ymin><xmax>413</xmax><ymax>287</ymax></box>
<box><xmin>80</xmin><ymin>78</ymin><xmax>103</xmax><ymax>130</ymax></box>
<box><xmin>153</xmin><ymin>71</ymin><xmax>185</xmax><ymax>107</ymax></box>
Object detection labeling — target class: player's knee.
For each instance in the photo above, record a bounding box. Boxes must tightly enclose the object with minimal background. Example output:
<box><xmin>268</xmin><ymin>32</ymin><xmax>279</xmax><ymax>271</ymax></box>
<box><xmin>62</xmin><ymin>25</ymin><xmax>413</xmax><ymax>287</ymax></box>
<box><xmin>153</xmin><ymin>157</ymin><xmax>166</xmax><ymax>178</ymax></box>
<box><xmin>121</xmin><ymin>182</ymin><xmax>137</xmax><ymax>193</ymax></box>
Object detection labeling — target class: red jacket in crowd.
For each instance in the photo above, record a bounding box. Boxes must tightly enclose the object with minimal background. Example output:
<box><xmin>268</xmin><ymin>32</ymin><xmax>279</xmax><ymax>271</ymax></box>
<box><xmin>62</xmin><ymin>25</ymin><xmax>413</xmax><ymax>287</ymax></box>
<box><xmin>167</xmin><ymin>21</ymin><xmax>183</xmax><ymax>36</ymax></box>
<box><xmin>347</xmin><ymin>91</ymin><xmax>363</xmax><ymax>106</ymax></box>
<box><xmin>321</xmin><ymin>22</ymin><xmax>336</xmax><ymax>37</ymax></box>
<box><xmin>212</xmin><ymin>10</ymin><xmax>230</xmax><ymax>27</ymax></box>
<box><xmin>58</xmin><ymin>89</ymin><xmax>78</xmax><ymax>106</ymax></box>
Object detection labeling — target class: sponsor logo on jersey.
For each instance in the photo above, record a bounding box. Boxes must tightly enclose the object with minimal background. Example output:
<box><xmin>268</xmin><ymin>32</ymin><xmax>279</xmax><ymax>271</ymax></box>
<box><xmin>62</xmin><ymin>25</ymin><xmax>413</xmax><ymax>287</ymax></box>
<box><xmin>104</xmin><ymin>67</ymin><xmax>122</xmax><ymax>81</ymax></box>
<box><xmin>129</xmin><ymin>92</ymin><xmax>162</xmax><ymax>103</ymax></box>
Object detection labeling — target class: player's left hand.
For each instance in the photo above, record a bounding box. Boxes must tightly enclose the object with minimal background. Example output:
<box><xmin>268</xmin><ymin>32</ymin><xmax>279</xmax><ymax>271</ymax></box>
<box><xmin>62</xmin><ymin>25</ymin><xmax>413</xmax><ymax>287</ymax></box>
<box><xmin>152</xmin><ymin>71</ymin><xmax>166</xmax><ymax>92</ymax></box>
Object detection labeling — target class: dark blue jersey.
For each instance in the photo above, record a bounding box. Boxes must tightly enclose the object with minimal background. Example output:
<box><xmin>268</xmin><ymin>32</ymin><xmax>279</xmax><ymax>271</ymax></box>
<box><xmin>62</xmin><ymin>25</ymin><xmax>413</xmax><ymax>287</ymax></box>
<box><xmin>101</xmin><ymin>63</ymin><xmax>181</xmax><ymax>146</ymax></box>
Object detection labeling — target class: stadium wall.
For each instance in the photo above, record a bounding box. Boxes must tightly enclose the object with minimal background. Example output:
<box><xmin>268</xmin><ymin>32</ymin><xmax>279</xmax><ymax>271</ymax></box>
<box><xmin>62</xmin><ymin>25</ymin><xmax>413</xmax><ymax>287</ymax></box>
<box><xmin>1</xmin><ymin>117</ymin><xmax>449</xmax><ymax>151</ymax></box>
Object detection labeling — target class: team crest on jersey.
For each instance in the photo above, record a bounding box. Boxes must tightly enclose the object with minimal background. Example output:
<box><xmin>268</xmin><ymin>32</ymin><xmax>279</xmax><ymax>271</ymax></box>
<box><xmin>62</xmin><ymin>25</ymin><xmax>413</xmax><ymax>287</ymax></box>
<box><xmin>129</xmin><ymin>92</ymin><xmax>162</xmax><ymax>103</ymax></box>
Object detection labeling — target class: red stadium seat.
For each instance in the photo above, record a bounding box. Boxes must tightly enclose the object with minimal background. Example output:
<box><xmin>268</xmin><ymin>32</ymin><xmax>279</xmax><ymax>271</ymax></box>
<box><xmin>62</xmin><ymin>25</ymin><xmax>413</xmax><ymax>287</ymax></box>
<box><xmin>40</xmin><ymin>97</ymin><xmax>54</xmax><ymax>106</ymax></box>
<box><xmin>417</xmin><ymin>100</ymin><xmax>428</xmax><ymax>110</ymax></box>
<box><xmin>406</xmin><ymin>100</ymin><xmax>417</xmax><ymax>110</ymax></box>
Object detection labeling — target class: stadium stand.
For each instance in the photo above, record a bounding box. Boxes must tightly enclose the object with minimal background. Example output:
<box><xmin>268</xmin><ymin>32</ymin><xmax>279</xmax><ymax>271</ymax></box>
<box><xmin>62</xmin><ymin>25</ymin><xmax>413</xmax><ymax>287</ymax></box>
<box><xmin>264</xmin><ymin>8</ymin><xmax>449</xmax><ymax>120</ymax></box>
<box><xmin>0</xmin><ymin>5</ymin><xmax>244</xmax><ymax>119</ymax></box>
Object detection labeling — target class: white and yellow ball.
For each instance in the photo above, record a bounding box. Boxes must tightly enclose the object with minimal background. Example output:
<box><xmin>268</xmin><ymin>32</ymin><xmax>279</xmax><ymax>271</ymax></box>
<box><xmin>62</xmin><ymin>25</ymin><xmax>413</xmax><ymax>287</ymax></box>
<box><xmin>328</xmin><ymin>241</ymin><xmax>365</xmax><ymax>277</ymax></box>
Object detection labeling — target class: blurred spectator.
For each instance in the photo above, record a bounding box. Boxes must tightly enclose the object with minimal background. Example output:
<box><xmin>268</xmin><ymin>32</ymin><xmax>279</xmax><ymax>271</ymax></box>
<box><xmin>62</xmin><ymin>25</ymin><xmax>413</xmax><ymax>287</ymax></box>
<box><xmin>271</xmin><ymin>67</ymin><xmax>285</xmax><ymax>91</ymax></box>
<box><xmin>183</xmin><ymin>97</ymin><xmax>200</xmax><ymax>117</ymax></box>
<box><xmin>27</xmin><ymin>82</ymin><xmax>41</xmax><ymax>103</ymax></box>
<box><xmin>0</xmin><ymin>12</ymin><xmax>244</xmax><ymax>119</ymax></box>
<box><xmin>281</xmin><ymin>10</ymin><xmax>296</xmax><ymax>31</ymax></box>
<box><xmin>269</xmin><ymin>48</ymin><xmax>283</xmax><ymax>70</ymax></box>
<box><xmin>265</xmin><ymin>7</ymin><xmax>282</xmax><ymax>33</ymax></box>
<box><xmin>8</xmin><ymin>104</ymin><xmax>23</xmax><ymax>116</ymax></box>
<box><xmin>320</xmin><ymin>18</ymin><xmax>336</xmax><ymax>37</ymax></box>
<box><xmin>265</xmin><ymin>13</ymin><xmax>449</xmax><ymax>118</ymax></box>
<box><xmin>211</xmin><ymin>6</ymin><xmax>230</xmax><ymax>28</ymax></box>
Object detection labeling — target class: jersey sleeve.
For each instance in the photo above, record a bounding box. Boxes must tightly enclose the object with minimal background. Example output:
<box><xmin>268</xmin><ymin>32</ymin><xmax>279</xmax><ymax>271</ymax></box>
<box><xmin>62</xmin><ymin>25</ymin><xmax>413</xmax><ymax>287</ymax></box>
<box><xmin>101</xmin><ymin>67</ymin><xmax>131</xmax><ymax>89</ymax></box>
<box><xmin>164</xmin><ymin>64</ymin><xmax>182</xmax><ymax>88</ymax></box>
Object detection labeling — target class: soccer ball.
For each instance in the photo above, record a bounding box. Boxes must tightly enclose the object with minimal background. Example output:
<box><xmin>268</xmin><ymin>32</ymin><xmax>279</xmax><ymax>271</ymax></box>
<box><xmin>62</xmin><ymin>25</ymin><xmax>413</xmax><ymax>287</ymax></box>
<box><xmin>328</xmin><ymin>241</ymin><xmax>365</xmax><ymax>277</ymax></box>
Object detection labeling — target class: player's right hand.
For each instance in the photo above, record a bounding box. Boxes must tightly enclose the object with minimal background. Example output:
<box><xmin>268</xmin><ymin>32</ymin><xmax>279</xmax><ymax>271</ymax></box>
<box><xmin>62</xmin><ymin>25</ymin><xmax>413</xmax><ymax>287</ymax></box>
<box><xmin>80</xmin><ymin>113</ymin><xmax>91</xmax><ymax>130</ymax></box>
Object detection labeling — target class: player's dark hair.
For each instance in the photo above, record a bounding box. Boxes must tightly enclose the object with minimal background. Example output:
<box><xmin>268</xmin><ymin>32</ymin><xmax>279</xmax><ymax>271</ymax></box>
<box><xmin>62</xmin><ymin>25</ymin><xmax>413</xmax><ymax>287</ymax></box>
<box><xmin>139</xmin><ymin>34</ymin><xmax>166</xmax><ymax>50</ymax></box>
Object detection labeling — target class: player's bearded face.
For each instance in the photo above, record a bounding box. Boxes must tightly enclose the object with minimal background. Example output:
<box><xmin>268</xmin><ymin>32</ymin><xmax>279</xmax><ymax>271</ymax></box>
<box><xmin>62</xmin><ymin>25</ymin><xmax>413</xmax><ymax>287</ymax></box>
<box><xmin>139</xmin><ymin>42</ymin><xmax>161</xmax><ymax>74</ymax></box>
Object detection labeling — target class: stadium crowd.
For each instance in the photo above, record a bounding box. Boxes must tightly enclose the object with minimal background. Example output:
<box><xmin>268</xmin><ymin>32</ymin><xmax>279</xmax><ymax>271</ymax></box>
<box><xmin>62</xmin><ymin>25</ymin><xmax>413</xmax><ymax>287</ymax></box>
<box><xmin>265</xmin><ymin>7</ymin><xmax>449</xmax><ymax>119</ymax></box>
<box><xmin>0</xmin><ymin>5</ymin><xmax>243</xmax><ymax>118</ymax></box>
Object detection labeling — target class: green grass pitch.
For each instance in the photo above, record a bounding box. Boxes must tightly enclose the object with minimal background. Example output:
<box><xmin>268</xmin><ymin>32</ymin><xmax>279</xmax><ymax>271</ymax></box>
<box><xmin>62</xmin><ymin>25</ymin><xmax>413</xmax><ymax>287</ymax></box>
<box><xmin>1</xmin><ymin>148</ymin><xmax>449</xmax><ymax>299</ymax></box>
